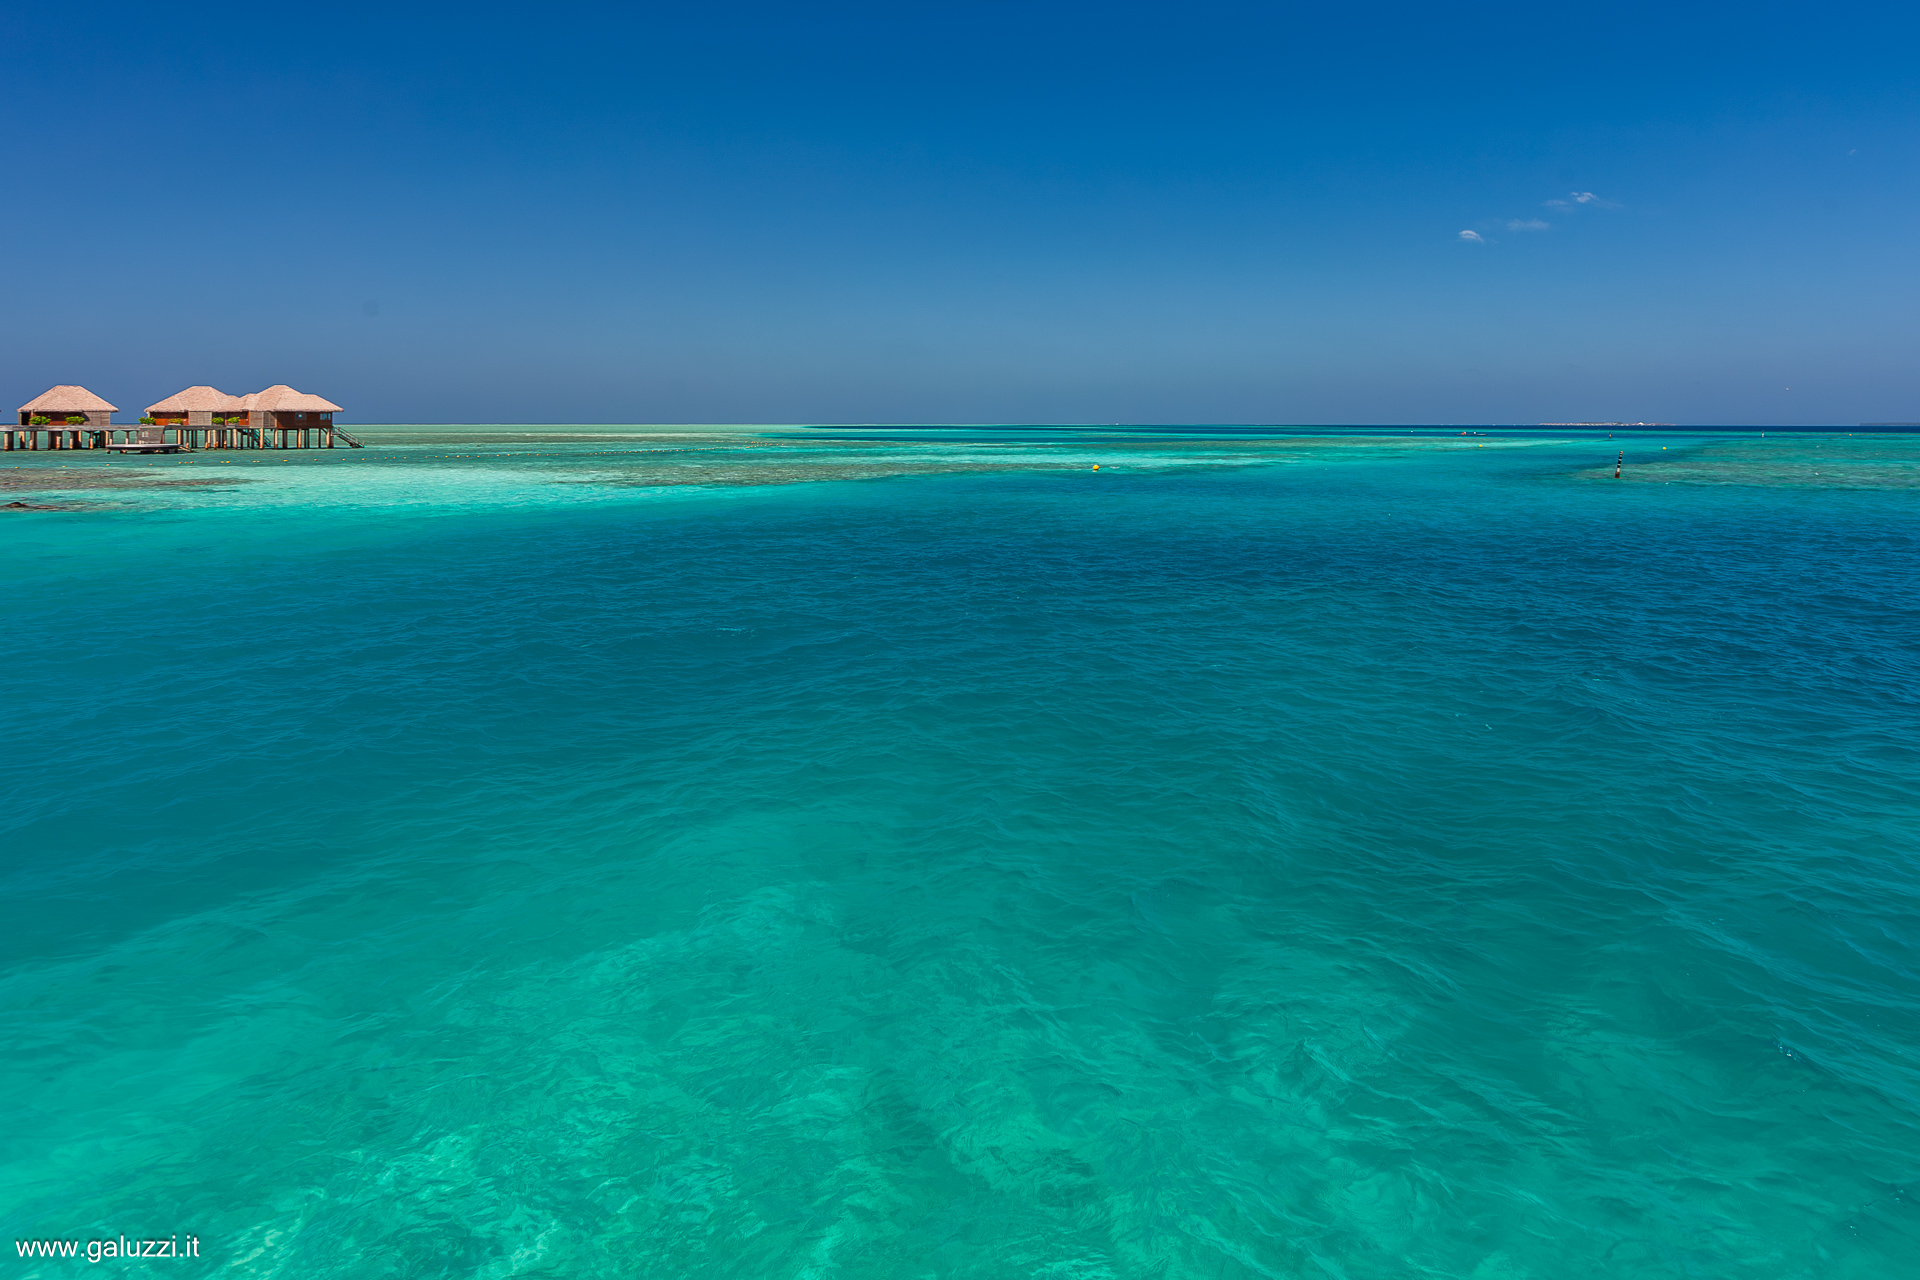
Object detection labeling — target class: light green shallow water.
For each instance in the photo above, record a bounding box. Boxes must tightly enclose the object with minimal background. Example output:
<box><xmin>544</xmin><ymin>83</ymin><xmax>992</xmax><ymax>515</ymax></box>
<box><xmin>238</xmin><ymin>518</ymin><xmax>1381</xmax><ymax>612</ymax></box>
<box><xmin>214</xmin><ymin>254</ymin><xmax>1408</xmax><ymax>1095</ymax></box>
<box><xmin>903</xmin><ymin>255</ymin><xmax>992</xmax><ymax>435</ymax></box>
<box><xmin>3</xmin><ymin>429</ymin><xmax>1918</xmax><ymax>1277</ymax></box>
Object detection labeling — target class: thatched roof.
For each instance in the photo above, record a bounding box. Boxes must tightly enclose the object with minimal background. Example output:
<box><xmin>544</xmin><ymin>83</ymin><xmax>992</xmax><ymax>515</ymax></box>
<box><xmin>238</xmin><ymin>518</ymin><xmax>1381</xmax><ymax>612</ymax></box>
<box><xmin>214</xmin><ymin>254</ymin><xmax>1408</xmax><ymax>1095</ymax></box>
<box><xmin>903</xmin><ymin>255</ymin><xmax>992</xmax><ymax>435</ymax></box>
<box><xmin>19</xmin><ymin>385</ymin><xmax>118</xmax><ymax>414</ymax></box>
<box><xmin>241</xmin><ymin>384</ymin><xmax>343</xmax><ymax>413</ymax></box>
<box><xmin>146</xmin><ymin>385</ymin><xmax>245</xmax><ymax>415</ymax></box>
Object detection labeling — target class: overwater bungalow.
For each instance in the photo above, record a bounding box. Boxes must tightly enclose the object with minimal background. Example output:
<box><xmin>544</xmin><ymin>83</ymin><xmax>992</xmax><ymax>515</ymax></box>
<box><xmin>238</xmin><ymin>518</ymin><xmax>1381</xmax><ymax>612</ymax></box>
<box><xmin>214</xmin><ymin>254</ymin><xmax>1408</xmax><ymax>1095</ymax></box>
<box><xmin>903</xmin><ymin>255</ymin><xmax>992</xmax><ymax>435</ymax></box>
<box><xmin>144</xmin><ymin>386</ymin><xmax>248</xmax><ymax>449</ymax></box>
<box><xmin>9</xmin><ymin>386</ymin><xmax>118</xmax><ymax>450</ymax></box>
<box><xmin>17</xmin><ymin>385</ymin><xmax>116</xmax><ymax>428</ymax></box>
<box><xmin>238</xmin><ymin>385</ymin><xmax>348</xmax><ymax>448</ymax></box>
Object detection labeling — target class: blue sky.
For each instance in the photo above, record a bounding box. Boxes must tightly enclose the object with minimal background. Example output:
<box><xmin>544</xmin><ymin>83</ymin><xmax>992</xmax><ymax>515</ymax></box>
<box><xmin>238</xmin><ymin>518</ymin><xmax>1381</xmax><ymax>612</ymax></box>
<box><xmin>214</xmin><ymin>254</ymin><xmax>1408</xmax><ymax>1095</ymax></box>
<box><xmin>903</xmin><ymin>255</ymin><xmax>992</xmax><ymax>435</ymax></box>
<box><xmin>3</xmin><ymin>1</ymin><xmax>1915</xmax><ymax>424</ymax></box>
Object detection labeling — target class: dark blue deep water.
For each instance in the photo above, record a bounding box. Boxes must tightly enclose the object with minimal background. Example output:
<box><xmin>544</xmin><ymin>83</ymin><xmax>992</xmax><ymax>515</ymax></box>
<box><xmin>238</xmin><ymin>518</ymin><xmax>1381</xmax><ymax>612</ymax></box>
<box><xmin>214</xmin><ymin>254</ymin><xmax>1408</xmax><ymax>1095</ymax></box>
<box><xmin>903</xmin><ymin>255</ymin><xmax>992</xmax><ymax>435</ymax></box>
<box><xmin>4</xmin><ymin>430</ymin><xmax>1918</xmax><ymax>1278</ymax></box>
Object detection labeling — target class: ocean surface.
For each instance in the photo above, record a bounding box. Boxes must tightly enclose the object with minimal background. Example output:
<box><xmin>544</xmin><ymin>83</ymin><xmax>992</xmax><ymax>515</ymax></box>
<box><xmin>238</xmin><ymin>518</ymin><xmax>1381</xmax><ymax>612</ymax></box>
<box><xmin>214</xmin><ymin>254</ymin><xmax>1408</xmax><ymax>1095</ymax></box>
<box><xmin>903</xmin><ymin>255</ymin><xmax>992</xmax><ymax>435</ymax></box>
<box><xmin>4</xmin><ymin>427</ymin><xmax>1918</xmax><ymax>1279</ymax></box>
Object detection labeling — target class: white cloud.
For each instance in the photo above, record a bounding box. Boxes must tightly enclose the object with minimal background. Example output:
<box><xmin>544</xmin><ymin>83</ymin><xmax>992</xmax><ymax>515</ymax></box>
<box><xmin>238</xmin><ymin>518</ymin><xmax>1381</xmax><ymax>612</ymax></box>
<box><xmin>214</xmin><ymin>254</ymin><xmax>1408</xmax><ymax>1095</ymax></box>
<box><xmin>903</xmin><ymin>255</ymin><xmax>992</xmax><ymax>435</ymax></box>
<box><xmin>1507</xmin><ymin>218</ymin><xmax>1549</xmax><ymax>231</ymax></box>
<box><xmin>1562</xmin><ymin>191</ymin><xmax>1621</xmax><ymax>209</ymax></box>
<box><xmin>1458</xmin><ymin>229</ymin><xmax>1486</xmax><ymax>243</ymax></box>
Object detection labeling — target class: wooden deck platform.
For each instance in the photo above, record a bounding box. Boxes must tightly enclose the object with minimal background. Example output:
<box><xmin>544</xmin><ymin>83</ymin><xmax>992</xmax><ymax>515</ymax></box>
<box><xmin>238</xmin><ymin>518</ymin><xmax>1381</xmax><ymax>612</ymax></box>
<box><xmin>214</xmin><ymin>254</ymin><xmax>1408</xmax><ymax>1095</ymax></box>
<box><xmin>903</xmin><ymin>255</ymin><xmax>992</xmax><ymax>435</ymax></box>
<box><xmin>4</xmin><ymin>424</ymin><xmax>365</xmax><ymax>452</ymax></box>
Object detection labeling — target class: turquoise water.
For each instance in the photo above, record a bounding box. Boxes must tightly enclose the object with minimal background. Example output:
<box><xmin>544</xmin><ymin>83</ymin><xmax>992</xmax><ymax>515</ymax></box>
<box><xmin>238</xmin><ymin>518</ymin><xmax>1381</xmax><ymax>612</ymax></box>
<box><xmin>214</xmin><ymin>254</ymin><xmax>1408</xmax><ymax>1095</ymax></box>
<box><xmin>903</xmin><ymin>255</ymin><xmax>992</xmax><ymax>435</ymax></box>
<box><xmin>4</xmin><ymin>429</ymin><xmax>1918</xmax><ymax>1278</ymax></box>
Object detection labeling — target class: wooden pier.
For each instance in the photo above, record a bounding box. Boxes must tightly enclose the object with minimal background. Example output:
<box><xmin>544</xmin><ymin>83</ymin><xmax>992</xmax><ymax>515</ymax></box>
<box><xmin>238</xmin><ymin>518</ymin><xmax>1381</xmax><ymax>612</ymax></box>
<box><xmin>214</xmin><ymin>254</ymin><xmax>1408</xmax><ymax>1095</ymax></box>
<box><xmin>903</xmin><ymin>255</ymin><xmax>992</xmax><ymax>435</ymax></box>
<box><xmin>4</xmin><ymin>423</ymin><xmax>364</xmax><ymax>452</ymax></box>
